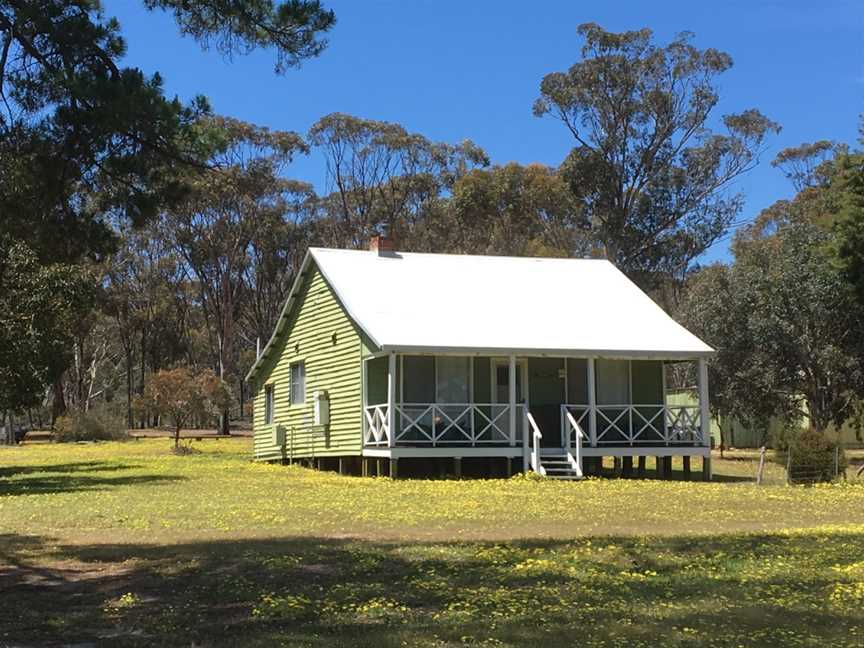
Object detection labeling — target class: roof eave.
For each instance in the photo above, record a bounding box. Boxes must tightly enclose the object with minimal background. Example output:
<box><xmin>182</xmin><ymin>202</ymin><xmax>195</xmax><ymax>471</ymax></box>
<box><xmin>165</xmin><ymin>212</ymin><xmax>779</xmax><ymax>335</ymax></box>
<box><xmin>377</xmin><ymin>344</ymin><xmax>715</xmax><ymax>359</ymax></box>
<box><xmin>244</xmin><ymin>250</ymin><xmax>316</xmax><ymax>384</ymax></box>
<box><xmin>245</xmin><ymin>249</ymin><xmax>383</xmax><ymax>384</ymax></box>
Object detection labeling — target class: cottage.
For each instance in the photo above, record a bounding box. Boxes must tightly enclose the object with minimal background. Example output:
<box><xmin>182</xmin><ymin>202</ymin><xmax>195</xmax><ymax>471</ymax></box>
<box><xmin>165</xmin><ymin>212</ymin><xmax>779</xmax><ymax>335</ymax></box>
<box><xmin>246</xmin><ymin>237</ymin><xmax>714</xmax><ymax>480</ymax></box>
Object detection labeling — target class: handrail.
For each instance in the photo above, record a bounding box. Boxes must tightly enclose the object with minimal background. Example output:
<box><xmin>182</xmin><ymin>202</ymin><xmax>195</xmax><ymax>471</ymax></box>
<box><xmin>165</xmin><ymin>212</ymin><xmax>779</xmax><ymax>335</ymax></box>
<box><xmin>564</xmin><ymin>410</ymin><xmax>585</xmax><ymax>477</ymax></box>
<box><xmin>526</xmin><ymin>411</ymin><xmax>545</xmax><ymax>476</ymax></box>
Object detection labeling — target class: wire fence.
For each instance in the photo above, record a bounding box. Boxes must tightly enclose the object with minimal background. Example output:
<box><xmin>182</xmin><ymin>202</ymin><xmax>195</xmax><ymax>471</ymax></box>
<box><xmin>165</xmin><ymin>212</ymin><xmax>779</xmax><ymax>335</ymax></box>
<box><xmin>718</xmin><ymin>446</ymin><xmax>862</xmax><ymax>485</ymax></box>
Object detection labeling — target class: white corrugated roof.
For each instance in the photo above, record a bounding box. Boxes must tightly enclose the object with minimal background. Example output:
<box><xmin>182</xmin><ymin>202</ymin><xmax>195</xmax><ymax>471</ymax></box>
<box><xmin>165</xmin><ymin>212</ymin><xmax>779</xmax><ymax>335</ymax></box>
<box><xmin>315</xmin><ymin>248</ymin><xmax>712</xmax><ymax>355</ymax></box>
<box><xmin>248</xmin><ymin>248</ymin><xmax>712</xmax><ymax>380</ymax></box>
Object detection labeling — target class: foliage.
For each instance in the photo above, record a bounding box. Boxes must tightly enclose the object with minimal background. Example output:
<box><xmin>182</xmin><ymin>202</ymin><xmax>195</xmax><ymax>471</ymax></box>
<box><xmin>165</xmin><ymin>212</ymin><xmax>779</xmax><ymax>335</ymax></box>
<box><xmin>103</xmin><ymin>226</ymin><xmax>194</xmax><ymax>426</ymax></box>
<box><xmin>772</xmin><ymin>140</ymin><xmax>843</xmax><ymax>191</ymax></box>
<box><xmin>0</xmin><ymin>0</ymin><xmax>211</xmax><ymax>261</ymax></box>
<box><xmin>134</xmin><ymin>367</ymin><xmax>232</xmax><ymax>447</ymax></box>
<box><xmin>0</xmin><ymin>440</ymin><xmax>863</xmax><ymax>645</ymax></box>
<box><xmin>54</xmin><ymin>408</ymin><xmax>128</xmax><ymax>442</ymax></box>
<box><xmin>773</xmin><ymin>428</ymin><xmax>848</xmax><ymax>484</ymax></box>
<box><xmin>681</xmin><ymin>183</ymin><xmax>864</xmax><ymax>437</ymax></box>
<box><xmin>0</xmin><ymin>238</ymin><xmax>95</xmax><ymax>413</ymax></box>
<box><xmin>0</xmin><ymin>1</ymin><xmax>334</xmax><ymax>260</ymax></box>
<box><xmin>158</xmin><ymin>116</ymin><xmax>313</xmax><ymax>430</ymax></box>
<box><xmin>534</xmin><ymin>23</ymin><xmax>779</xmax><ymax>288</ymax></box>
<box><xmin>832</xmin><ymin>152</ymin><xmax>864</xmax><ymax>304</ymax></box>
<box><xmin>0</xmin><ymin>0</ymin><xmax>335</xmax><ymax>421</ymax></box>
<box><xmin>442</xmin><ymin>162</ymin><xmax>591</xmax><ymax>257</ymax></box>
<box><xmin>308</xmin><ymin>112</ymin><xmax>489</xmax><ymax>248</ymax></box>
<box><xmin>144</xmin><ymin>0</ymin><xmax>336</xmax><ymax>73</ymax></box>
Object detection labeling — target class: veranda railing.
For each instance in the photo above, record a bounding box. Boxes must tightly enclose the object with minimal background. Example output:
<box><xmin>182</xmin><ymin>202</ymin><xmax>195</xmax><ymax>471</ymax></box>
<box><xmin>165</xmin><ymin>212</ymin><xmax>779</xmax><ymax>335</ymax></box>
<box><xmin>363</xmin><ymin>403</ymin><xmax>526</xmax><ymax>447</ymax></box>
<box><xmin>560</xmin><ymin>404</ymin><xmax>704</xmax><ymax>446</ymax></box>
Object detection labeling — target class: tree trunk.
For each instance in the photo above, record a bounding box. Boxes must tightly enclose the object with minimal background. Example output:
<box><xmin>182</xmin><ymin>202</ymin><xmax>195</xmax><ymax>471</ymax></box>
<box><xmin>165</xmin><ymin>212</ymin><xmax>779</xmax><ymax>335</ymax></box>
<box><xmin>239</xmin><ymin>380</ymin><xmax>244</xmax><ymax>422</ymax></box>
<box><xmin>219</xmin><ymin>279</ymin><xmax>235</xmax><ymax>436</ymax></box>
<box><xmin>139</xmin><ymin>329</ymin><xmax>147</xmax><ymax>428</ymax></box>
<box><xmin>51</xmin><ymin>378</ymin><xmax>67</xmax><ymax>424</ymax></box>
<box><xmin>717</xmin><ymin>418</ymin><xmax>726</xmax><ymax>459</ymax></box>
<box><xmin>125</xmin><ymin>345</ymin><xmax>134</xmax><ymax>428</ymax></box>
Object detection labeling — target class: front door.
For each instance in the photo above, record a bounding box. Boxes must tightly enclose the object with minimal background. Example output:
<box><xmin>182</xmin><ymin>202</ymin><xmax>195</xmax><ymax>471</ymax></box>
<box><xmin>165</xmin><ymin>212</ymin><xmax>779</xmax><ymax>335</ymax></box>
<box><xmin>526</xmin><ymin>358</ymin><xmax>566</xmax><ymax>448</ymax></box>
<box><xmin>491</xmin><ymin>359</ymin><xmax>528</xmax><ymax>442</ymax></box>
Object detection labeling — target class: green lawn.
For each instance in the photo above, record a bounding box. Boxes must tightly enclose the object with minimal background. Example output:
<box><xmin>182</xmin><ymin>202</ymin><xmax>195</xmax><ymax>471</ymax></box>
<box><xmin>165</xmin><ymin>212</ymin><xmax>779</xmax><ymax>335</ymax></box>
<box><xmin>1</xmin><ymin>439</ymin><xmax>863</xmax><ymax>647</ymax></box>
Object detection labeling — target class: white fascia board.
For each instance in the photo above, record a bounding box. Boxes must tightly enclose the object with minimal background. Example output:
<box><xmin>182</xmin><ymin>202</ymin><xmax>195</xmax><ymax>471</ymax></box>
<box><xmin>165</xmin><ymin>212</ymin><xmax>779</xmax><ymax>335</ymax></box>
<box><xmin>244</xmin><ymin>250</ymin><xmax>314</xmax><ymax>384</ymax></box>
<box><xmin>309</xmin><ymin>248</ymin><xmax>382</xmax><ymax>351</ymax></box>
<box><xmin>378</xmin><ymin>345</ymin><xmax>715</xmax><ymax>360</ymax></box>
<box><xmin>245</xmin><ymin>249</ymin><xmax>382</xmax><ymax>384</ymax></box>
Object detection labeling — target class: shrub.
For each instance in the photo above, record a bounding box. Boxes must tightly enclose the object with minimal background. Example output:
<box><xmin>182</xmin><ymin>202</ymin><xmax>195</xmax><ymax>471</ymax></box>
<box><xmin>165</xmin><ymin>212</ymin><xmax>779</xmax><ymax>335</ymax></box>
<box><xmin>135</xmin><ymin>366</ymin><xmax>232</xmax><ymax>449</ymax></box>
<box><xmin>54</xmin><ymin>409</ymin><xmax>129</xmax><ymax>442</ymax></box>
<box><xmin>773</xmin><ymin>428</ymin><xmax>847</xmax><ymax>484</ymax></box>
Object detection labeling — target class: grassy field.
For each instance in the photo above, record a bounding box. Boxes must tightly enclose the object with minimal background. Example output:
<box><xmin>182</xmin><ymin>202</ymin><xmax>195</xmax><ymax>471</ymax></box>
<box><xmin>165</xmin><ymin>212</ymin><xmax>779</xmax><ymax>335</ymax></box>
<box><xmin>1</xmin><ymin>439</ymin><xmax>863</xmax><ymax>647</ymax></box>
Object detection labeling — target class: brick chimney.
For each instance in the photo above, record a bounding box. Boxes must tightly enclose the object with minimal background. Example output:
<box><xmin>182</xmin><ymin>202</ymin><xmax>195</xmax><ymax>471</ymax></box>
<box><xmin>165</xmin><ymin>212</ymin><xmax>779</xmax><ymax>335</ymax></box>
<box><xmin>369</xmin><ymin>228</ymin><xmax>395</xmax><ymax>255</ymax></box>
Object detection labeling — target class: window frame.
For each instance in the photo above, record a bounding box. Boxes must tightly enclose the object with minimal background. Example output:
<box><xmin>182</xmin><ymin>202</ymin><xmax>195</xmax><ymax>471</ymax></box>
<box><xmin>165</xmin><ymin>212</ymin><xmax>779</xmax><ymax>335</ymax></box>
<box><xmin>290</xmin><ymin>361</ymin><xmax>306</xmax><ymax>405</ymax></box>
<box><xmin>264</xmin><ymin>384</ymin><xmax>275</xmax><ymax>425</ymax></box>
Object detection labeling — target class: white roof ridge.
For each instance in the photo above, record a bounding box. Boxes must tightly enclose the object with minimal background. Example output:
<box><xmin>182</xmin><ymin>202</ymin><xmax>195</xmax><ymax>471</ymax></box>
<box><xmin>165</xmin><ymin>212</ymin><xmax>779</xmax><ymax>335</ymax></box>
<box><xmin>310</xmin><ymin>247</ymin><xmax>613</xmax><ymax>262</ymax></box>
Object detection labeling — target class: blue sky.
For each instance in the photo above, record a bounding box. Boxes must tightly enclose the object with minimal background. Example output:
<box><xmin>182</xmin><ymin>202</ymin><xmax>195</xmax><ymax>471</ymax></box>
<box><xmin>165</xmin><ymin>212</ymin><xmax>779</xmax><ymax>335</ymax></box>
<box><xmin>108</xmin><ymin>0</ymin><xmax>862</xmax><ymax>263</ymax></box>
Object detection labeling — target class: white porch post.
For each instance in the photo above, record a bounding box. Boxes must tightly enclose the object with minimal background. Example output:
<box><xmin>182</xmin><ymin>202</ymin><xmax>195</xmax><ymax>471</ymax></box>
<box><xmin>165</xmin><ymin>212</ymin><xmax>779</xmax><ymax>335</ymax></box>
<box><xmin>508</xmin><ymin>354</ymin><xmax>517</xmax><ymax>446</ymax></box>
<box><xmin>361</xmin><ymin>357</ymin><xmax>368</xmax><ymax>446</ymax></box>
<box><xmin>698</xmin><ymin>357</ymin><xmax>710</xmax><ymax>447</ymax></box>
<box><xmin>587</xmin><ymin>357</ymin><xmax>597</xmax><ymax>447</ymax></box>
<box><xmin>387</xmin><ymin>352</ymin><xmax>396</xmax><ymax>448</ymax></box>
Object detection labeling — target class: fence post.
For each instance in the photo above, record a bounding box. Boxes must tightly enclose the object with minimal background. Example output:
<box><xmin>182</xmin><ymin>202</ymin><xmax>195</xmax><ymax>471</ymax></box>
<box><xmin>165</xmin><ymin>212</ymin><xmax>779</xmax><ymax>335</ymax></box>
<box><xmin>756</xmin><ymin>446</ymin><xmax>766</xmax><ymax>485</ymax></box>
<box><xmin>785</xmin><ymin>447</ymin><xmax>792</xmax><ymax>485</ymax></box>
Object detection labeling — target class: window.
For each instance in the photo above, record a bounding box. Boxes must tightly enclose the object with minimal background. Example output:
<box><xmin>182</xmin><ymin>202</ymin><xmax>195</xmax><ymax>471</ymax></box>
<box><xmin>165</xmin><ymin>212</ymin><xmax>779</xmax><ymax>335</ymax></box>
<box><xmin>264</xmin><ymin>385</ymin><xmax>275</xmax><ymax>425</ymax></box>
<box><xmin>595</xmin><ymin>359</ymin><xmax>630</xmax><ymax>405</ymax></box>
<box><xmin>290</xmin><ymin>362</ymin><xmax>306</xmax><ymax>404</ymax></box>
<box><xmin>436</xmin><ymin>357</ymin><xmax>470</xmax><ymax>403</ymax></box>
<box><xmin>401</xmin><ymin>356</ymin><xmax>471</xmax><ymax>404</ymax></box>
<box><xmin>403</xmin><ymin>356</ymin><xmax>434</xmax><ymax>403</ymax></box>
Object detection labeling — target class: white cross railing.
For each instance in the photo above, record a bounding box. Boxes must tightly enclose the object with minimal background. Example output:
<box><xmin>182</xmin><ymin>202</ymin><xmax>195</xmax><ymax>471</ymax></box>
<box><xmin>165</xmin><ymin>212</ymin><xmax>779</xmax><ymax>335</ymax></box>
<box><xmin>561</xmin><ymin>404</ymin><xmax>703</xmax><ymax>446</ymax></box>
<box><xmin>365</xmin><ymin>403</ymin><xmax>525</xmax><ymax>447</ymax></box>
<box><xmin>363</xmin><ymin>404</ymin><xmax>390</xmax><ymax>446</ymax></box>
<box><xmin>366</xmin><ymin>402</ymin><xmax>704</xmax><ymax>449</ymax></box>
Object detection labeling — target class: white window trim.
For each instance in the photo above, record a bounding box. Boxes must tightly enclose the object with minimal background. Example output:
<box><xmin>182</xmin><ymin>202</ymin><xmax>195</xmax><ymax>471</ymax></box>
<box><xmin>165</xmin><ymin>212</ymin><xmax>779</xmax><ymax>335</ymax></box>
<box><xmin>290</xmin><ymin>361</ymin><xmax>306</xmax><ymax>406</ymax></box>
<box><xmin>264</xmin><ymin>384</ymin><xmax>275</xmax><ymax>425</ymax></box>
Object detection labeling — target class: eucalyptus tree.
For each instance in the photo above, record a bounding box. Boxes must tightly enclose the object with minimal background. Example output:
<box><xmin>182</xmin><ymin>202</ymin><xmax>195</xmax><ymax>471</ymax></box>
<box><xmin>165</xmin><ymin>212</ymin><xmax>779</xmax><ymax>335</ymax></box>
<box><xmin>105</xmin><ymin>226</ymin><xmax>193</xmax><ymax>426</ymax></box>
<box><xmin>308</xmin><ymin>113</ymin><xmax>489</xmax><ymax>249</ymax></box>
<box><xmin>771</xmin><ymin>130</ymin><xmax>864</xmax><ymax>311</ymax></box>
<box><xmin>830</xmin><ymin>120</ymin><xmax>864</xmax><ymax>306</ymax></box>
<box><xmin>240</xmin><ymin>205</ymin><xmax>315</xmax><ymax>363</ymax></box>
<box><xmin>161</xmin><ymin>116</ymin><xmax>312</xmax><ymax>432</ymax></box>
<box><xmin>439</xmin><ymin>162</ymin><xmax>590</xmax><ymax>257</ymax></box>
<box><xmin>679</xmin><ymin>264</ymin><xmax>781</xmax><ymax>447</ymax></box>
<box><xmin>534</xmin><ymin>23</ymin><xmax>780</xmax><ymax>289</ymax></box>
<box><xmin>681</xmin><ymin>187</ymin><xmax>864</xmax><ymax>438</ymax></box>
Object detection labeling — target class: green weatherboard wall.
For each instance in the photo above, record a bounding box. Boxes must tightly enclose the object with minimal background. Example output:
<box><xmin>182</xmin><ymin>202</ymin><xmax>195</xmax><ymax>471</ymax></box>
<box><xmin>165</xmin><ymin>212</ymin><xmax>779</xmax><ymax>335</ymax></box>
<box><xmin>252</xmin><ymin>265</ymin><xmax>368</xmax><ymax>461</ymax></box>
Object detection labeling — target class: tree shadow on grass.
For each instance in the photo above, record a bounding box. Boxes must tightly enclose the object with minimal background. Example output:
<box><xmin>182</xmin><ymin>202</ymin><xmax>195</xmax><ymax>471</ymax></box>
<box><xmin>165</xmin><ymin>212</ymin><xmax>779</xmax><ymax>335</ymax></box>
<box><xmin>0</xmin><ymin>530</ymin><xmax>862</xmax><ymax>647</ymax></box>
<box><xmin>0</xmin><ymin>461</ymin><xmax>142</xmax><ymax>478</ymax></box>
<box><xmin>0</xmin><ymin>467</ymin><xmax>184</xmax><ymax>496</ymax></box>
